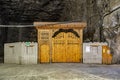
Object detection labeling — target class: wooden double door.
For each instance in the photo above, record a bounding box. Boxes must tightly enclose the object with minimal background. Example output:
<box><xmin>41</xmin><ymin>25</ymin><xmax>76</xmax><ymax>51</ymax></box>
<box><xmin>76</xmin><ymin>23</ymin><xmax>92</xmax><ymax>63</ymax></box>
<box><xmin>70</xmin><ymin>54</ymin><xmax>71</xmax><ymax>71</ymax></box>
<box><xmin>52</xmin><ymin>31</ymin><xmax>82</xmax><ymax>62</ymax></box>
<box><xmin>40</xmin><ymin>30</ymin><xmax>82</xmax><ymax>63</ymax></box>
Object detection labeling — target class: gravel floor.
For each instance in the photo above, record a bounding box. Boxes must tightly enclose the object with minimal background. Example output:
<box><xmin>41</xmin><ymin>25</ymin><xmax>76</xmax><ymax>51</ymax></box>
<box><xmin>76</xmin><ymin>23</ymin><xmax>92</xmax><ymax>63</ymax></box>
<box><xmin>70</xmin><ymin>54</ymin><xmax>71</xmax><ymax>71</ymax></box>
<box><xmin>0</xmin><ymin>63</ymin><xmax>120</xmax><ymax>80</ymax></box>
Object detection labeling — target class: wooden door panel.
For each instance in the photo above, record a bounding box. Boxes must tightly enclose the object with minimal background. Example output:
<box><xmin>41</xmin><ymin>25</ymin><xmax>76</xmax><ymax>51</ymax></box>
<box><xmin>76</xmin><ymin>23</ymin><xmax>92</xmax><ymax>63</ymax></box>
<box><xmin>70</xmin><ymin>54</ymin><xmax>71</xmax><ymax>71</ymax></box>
<box><xmin>52</xmin><ymin>32</ymin><xmax>66</xmax><ymax>62</ymax></box>
<box><xmin>67</xmin><ymin>32</ymin><xmax>81</xmax><ymax>62</ymax></box>
<box><xmin>76</xmin><ymin>44</ymin><xmax>81</xmax><ymax>62</ymax></box>
<box><xmin>67</xmin><ymin>44</ymin><xmax>81</xmax><ymax>62</ymax></box>
<box><xmin>40</xmin><ymin>45</ymin><xmax>50</xmax><ymax>63</ymax></box>
<box><xmin>52</xmin><ymin>40</ymin><xmax>66</xmax><ymax>62</ymax></box>
<box><xmin>67</xmin><ymin>44</ymin><xmax>74</xmax><ymax>62</ymax></box>
<box><xmin>52</xmin><ymin>43</ymin><xmax>66</xmax><ymax>62</ymax></box>
<box><xmin>52</xmin><ymin>31</ymin><xmax>81</xmax><ymax>63</ymax></box>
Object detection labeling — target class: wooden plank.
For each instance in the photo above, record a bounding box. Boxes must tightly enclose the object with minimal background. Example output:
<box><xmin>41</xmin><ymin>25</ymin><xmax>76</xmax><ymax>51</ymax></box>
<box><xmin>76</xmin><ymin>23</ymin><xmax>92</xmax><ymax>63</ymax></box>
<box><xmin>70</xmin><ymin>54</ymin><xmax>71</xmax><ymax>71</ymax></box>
<box><xmin>52</xmin><ymin>32</ymin><xmax>66</xmax><ymax>62</ymax></box>
<box><xmin>80</xmin><ymin>29</ymin><xmax>83</xmax><ymax>62</ymax></box>
<box><xmin>49</xmin><ymin>29</ymin><xmax>52</xmax><ymax>63</ymax></box>
<box><xmin>34</xmin><ymin>22</ymin><xmax>86</xmax><ymax>29</ymax></box>
<box><xmin>40</xmin><ymin>44</ymin><xmax>50</xmax><ymax>63</ymax></box>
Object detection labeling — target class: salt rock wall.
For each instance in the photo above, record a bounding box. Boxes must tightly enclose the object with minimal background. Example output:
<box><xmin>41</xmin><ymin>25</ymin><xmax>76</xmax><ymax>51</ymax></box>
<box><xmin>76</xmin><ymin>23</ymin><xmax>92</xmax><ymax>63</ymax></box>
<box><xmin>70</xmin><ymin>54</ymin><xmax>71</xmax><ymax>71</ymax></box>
<box><xmin>61</xmin><ymin>0</ymin><xmax>101</xmax><ymax>42</ymax></box>
<box><xmin>7</xmin><ymin>27</ymin><xmax>37</xmax><ymax>43</ymax></box>
<box><xmin>0</xmin><ymin>0</ymin><xmax>64</xmax><ymax>42</ymax></box>
<box><xmin>0</xmin><ymin>0</ymin><xmax>63</xmax><ymax>22</ymax></box>
<box><xmin>103</xmin><ymin>0</ymin><xmax>120</xmax><ymax>63</ymax></box>
<box><xmin>61</xmin><ymin>0</ymin><xmax>87</xmax><ymax>21</ymax></box>
<box><xmin>0</xmin><ymin>0</ymin><xmax>64</xmax><ymax>58</ymax></box>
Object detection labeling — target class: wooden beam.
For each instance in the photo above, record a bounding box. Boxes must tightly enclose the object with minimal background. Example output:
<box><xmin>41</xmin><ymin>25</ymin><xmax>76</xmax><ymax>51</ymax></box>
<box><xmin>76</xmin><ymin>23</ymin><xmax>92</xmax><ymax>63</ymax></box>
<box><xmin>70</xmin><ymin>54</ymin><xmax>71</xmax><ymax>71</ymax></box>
<box><xmin>34</xmin><ymin>22</ymin><xmax>87</xmax><ymax>29</ymax></box>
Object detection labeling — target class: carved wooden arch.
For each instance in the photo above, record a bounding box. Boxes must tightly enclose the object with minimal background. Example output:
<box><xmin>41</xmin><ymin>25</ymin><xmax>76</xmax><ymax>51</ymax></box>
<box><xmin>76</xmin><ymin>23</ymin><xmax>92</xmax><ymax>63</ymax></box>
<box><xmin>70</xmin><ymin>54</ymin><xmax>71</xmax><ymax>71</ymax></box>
<box><xmin>52</xmin><ymin>29</ymin><xmax>80</xmax><ymax>38</ymax></box>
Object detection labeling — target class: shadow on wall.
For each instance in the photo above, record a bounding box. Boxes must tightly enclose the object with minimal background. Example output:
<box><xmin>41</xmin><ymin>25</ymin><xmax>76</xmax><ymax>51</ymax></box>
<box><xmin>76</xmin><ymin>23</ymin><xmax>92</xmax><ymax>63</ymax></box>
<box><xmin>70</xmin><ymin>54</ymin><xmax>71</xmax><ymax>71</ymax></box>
<box><xmin>0</xmin><ymin>43</ymin><xmax>4</xmax><ymax>63</ymax></box>
<box><xmin>0</xmin><ymin>28</ymin><xmax>7</xmax><ymax>63</ymax></box>
<box><xmin>0</xmin><ymin>48</ymin><xmax>4</xmax><ymax>63</ymax></box>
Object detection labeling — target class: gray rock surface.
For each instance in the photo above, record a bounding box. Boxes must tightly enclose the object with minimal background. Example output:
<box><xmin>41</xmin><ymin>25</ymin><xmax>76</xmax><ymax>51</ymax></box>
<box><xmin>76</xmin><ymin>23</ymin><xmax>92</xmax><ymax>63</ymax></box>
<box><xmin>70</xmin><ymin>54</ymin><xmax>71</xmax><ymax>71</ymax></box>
<box><xmin>0</xmin><ymin>63</ymin><xmax>120</xmax><ymax>80</ymax></box>
<box><xmin>103</xmin><ymin>2</ymin><xmax>120</xmax><ymax>63</ymax></box>
<box><xmin>0</xmin><ymin>0</ymin><xmax>63</xmax><ymax>22</ymax></box>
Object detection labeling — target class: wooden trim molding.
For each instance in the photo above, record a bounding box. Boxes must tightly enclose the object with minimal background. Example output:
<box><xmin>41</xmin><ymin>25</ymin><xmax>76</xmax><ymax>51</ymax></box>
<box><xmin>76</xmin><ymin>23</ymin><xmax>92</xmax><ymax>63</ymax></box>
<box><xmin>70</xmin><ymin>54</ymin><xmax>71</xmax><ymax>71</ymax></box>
<box><xmin>34</xmin><ymin>22</ymin><xmax>86</xmax><ymax>29</ymax></box>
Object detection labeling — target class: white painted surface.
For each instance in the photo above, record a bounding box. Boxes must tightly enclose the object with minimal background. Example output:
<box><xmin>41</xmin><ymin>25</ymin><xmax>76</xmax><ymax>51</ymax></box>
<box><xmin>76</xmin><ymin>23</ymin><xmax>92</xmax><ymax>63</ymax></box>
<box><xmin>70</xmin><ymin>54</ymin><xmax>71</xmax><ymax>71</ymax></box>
<box><xmin>4</xmin><ymin>42</ymin><xmax>38</xmax><ymax>64</ymax></box>
<box><xmin>83</xmin><ymin>42</ymin><xmax>108</xmax><ymax>64</ymax></box>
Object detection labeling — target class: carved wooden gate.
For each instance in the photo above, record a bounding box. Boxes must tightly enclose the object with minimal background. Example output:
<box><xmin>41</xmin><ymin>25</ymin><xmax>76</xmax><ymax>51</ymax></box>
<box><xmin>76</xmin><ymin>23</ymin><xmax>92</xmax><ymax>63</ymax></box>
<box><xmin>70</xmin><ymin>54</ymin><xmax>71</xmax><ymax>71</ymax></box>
<box><xmin>52</xmin><ymin>29</ymin><xmax>82</xmax><ymax>62</ymax></box>
<box><xmin>35</xmin><ymin>22</ymin><xmax>86</xmax><ymax>63</ymax></box>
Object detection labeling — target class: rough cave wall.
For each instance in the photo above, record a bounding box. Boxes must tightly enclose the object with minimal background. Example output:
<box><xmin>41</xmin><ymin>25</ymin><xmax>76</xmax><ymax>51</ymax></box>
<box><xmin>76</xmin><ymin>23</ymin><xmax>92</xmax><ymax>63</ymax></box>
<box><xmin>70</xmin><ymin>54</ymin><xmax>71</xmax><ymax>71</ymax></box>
<box><xmin>61</xmin><ymin>0</ymin><xmax>108</xmax><ymax>42</ymax></box>
<box><xmin>0</xmin><ymin>28</ymin><xmax>7</xmax><ymax>57</ymax></box>
<box><xmin>85</xmin><ymin>0</ymin><xmax>101</xmax><ymax>42</ymax></box>
<box><xmin>7</xmin><ymin>27</ymin><xmax>37</xmax><ymax>43</ymax></box>
<box><xmin>3</xmin><ymin>0</ymin><xmax>106</xmax><ymax>43</ymax></box>
<box><xmin>0</xmin><ymin>0</ymin><xmax>64</xmax><ymax>42</ymax></box>
<box><xmin>0</xmin><ymin>0</ymin><xmax>64</xmax><ymax>57</ymax></box>
<box><xmin>103</xmin><ymin>0</ymin><xmax>120</xmax><ymax>63</ymax></box>
<box><xmin>60</xmin><ymin>0</ymin><xmax>87</xmax><ymax>21</ymax></box>
<box><xmin>61</xmin><ymin>0</ymin><xmax>97</xmax><ymax>42</ymax></box>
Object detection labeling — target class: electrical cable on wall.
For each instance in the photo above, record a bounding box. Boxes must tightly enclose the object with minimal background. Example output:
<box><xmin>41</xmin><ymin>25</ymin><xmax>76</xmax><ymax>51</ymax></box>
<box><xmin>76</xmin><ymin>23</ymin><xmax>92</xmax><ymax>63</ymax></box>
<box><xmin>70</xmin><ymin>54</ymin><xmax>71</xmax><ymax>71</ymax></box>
<box><xmin>0</xmin><ymin>19</ymin><xmax>83</xmax><ymax>27</ymax></box>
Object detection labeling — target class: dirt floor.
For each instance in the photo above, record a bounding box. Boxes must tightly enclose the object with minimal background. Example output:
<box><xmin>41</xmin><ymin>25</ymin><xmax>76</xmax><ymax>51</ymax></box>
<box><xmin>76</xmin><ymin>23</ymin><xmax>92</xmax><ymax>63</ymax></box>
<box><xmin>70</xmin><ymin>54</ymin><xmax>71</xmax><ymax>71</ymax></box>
<box><xmin>0</xmin><ymin>63</ymin><xmax>120</xmax><ymax>80</ymax></box>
